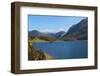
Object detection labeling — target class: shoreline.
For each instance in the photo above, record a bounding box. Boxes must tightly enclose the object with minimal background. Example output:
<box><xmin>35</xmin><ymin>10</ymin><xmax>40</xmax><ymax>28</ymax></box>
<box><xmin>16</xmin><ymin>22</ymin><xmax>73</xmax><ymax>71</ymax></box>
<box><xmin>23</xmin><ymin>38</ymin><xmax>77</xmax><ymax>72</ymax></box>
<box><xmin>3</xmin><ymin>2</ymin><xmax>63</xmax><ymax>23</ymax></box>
<box><xmin>44</xmin><ymin>53</ymin><xmax>54</xmax><ymax>60</ymax></box>
<box><xmin>33</xmin><ymin>40</ymin><xmax>87</xmax><ymax>43</ymax></box>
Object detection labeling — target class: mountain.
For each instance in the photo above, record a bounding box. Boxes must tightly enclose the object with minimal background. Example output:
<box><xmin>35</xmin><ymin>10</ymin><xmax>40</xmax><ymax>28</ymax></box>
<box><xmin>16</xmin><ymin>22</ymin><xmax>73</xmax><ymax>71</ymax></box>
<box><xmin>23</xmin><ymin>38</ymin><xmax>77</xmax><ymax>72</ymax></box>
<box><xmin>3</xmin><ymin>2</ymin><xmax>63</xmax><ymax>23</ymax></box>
<box><xmin>29</xmin><ymin>18</ymin><xmax>88</xmax><ymax>41</ymax></box>
<box><xmin>28</xmin><ymin>30</ymin><xmax>41</xmax><ymax>37</ymax></box>
<box><xmin>61</xmin><ymin>18</ymin><xmax>88</xmax><ymax>40</ymax></box>
<box><xmin>55</xmin><ymin>31</ymin><xmax>65</xmax><ymax>38</ymax></box>
<box><xmin>28</xmin><ymin>30</ymin><xmax>52</xmax><ymax>37</ymax></box>
<box><xmin>28</xmin><ymin>30</ymin><xmax>65</xmax><ymax>38</ymax></box>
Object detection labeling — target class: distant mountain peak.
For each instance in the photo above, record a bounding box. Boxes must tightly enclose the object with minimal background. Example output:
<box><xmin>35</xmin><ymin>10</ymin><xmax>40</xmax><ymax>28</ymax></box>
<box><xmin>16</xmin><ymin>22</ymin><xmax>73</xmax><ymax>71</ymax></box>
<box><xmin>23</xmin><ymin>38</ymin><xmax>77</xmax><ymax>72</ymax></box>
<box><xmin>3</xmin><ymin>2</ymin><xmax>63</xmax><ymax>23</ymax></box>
<box><xmin>61</xmin><ymin>18</ymin><xmax>88</xmax><ymax>40</ymax></box>
<box><xmin>28</xmin><ymin>30</ymin><xmax>65</xmax><ymax>38</ymax></box>
<box><xmin>30</xmin><ymin>30</ymin><xmax>40</xmax><ymax>33</ymax></box>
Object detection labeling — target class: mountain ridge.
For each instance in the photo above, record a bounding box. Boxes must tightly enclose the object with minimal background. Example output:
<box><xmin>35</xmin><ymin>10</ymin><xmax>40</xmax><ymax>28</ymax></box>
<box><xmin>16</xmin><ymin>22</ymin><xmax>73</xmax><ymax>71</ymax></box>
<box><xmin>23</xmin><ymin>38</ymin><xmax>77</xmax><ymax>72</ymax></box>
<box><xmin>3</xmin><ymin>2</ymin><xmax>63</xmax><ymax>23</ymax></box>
<box><xmin>28</xmin><ymin>30</ymin><xmax>65</xmax><ymax>38</ymax></box>
<box><xmin>61</xmin><ymin>18</ymin><xmax>88</xmax><ymax>40</ymax></box>
<box><xmin>28</xmin><ymin>18</ymin><xmax>88</xmax><ymax>41</ymax></box>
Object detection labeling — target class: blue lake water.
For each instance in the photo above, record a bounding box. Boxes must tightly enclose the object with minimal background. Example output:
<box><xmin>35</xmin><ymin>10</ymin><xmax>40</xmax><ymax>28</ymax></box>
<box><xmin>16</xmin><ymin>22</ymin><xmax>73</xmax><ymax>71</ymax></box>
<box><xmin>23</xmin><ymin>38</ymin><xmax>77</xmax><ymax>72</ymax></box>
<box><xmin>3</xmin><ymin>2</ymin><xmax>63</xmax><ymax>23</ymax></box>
<box><xmin>32</xmin><ymin>40</ymin><xmax>88</xmax><ymax>59</ymax></box>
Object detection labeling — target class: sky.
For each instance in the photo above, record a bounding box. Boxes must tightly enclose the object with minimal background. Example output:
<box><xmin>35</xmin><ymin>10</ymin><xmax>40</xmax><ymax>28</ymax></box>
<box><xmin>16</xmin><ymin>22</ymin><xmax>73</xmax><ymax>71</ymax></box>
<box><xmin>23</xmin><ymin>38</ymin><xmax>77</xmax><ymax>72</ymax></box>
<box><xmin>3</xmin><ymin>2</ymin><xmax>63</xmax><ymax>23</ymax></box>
<box><xmin>28</xmin><ymin>15</ymin><xmax>86</xmax><ymax>33</ymax></box>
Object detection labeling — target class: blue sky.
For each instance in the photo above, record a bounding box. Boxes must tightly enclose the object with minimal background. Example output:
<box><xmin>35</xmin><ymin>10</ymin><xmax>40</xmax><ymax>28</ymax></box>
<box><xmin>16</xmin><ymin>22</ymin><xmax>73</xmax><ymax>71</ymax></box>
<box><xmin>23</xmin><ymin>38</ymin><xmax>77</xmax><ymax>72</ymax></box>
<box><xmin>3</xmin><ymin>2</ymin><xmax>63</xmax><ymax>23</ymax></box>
<box><xmin>28</xmin><ymin>15</ymin><xmax>86</xmax><ymax>33</ymax></box>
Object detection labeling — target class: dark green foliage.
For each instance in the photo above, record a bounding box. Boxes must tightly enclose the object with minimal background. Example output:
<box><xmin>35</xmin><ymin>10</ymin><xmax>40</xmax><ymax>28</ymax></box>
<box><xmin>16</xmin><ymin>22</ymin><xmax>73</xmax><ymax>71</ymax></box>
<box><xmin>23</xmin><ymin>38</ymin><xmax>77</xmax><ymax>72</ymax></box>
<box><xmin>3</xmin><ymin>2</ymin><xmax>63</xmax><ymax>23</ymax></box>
<box><xmin>29</xmin><ymin>36</ymin><xmax>56</xmax><ymax>42</ymax></box>
<box><xmin>38</xmin><ymin>36</ymin><xmax>56</xmax><ymax>42</ymax></box>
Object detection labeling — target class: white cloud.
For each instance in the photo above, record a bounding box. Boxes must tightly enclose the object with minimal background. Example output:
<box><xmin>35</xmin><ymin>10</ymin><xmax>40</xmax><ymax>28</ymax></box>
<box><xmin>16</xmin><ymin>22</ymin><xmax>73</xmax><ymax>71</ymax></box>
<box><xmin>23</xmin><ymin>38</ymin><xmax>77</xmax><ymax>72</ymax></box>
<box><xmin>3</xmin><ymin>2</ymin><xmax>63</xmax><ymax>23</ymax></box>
<box><xmin>59</xmin><ymin>28</ymin><xmax>65</xmax><ymax>31</ymax></box>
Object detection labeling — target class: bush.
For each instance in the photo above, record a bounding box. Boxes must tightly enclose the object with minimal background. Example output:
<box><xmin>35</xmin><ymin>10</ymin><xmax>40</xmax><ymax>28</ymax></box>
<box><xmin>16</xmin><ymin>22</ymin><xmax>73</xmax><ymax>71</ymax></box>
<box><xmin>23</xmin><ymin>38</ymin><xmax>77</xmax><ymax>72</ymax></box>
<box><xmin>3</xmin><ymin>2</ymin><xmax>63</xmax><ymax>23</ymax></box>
<box><xmin>28</xmin><ymin>41</ymin><xmax>46</xmax><ymax>60</ymax></box>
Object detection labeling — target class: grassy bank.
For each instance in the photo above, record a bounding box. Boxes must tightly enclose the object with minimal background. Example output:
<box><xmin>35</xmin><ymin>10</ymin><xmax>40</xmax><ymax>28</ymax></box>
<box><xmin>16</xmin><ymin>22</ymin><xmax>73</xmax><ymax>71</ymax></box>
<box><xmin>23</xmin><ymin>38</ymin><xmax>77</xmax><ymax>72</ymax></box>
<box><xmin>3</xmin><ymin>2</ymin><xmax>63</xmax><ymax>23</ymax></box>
<box><xmin>28</xmin><ymin>46</ymin><xmax>54</xmax><ymax>60</ymax></box>
<box><xmin>28</xmin><ymin>37</ymin><xmax>54</xmax><ymax>60</ymax></box>
<box><xmin>44</xmin><ymin>53</ymin><xmax>54</xmax><ymax>60</ymax></box>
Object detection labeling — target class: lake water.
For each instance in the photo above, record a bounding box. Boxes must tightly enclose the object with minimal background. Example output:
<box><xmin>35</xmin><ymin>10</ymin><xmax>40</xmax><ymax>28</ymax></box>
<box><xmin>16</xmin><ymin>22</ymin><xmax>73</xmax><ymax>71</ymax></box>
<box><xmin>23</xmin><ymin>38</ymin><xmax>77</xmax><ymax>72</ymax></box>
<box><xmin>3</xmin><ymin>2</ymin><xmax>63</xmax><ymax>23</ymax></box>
<box><xmin>32</xmin><ymin>40</ymin><xmax>88</xmax><ymax>59</ymax></box>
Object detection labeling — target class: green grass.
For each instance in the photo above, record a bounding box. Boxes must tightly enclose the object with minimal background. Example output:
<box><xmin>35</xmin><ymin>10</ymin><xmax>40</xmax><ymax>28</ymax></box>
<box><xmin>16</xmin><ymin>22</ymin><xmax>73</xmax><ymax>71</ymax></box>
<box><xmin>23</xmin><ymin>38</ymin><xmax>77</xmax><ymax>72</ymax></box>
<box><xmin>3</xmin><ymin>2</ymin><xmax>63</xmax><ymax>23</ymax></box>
<box><xmin>32</xmin><ymin>38</ymin><xmax>47</xmax><ymax>42</ymax></box>
<box><xmin>29</xmin><ymin>37</ymin><xmax>48</xmax><ymax>46</ymax></box>
<box><xmin>29</xmin><ymin>37</ymin><xmax>48</xmax><ymax>43</ymax></box>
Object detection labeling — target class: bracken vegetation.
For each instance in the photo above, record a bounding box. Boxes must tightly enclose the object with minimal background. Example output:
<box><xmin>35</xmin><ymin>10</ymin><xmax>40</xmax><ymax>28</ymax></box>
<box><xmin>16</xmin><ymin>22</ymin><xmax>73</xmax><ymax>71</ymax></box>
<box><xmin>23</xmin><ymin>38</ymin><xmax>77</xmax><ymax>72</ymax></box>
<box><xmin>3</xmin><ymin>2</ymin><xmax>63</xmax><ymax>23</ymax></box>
<box><xmin>28</xmin><ymin>40</ymin><xmax>46</xmax><ymax>60</ymax></box>
<box><xmin>28</xmin><ymin>37</ymin><xmax>54</xmax><ymax>60</ymax></box>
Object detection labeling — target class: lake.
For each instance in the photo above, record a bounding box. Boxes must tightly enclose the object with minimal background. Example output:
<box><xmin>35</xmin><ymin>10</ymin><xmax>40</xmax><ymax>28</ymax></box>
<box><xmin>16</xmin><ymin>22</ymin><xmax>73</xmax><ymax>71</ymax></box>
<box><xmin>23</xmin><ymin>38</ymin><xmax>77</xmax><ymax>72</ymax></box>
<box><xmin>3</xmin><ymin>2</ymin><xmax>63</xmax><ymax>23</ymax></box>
<box><xmin>32</xmin><ymin>40</ymin><xmax>88</xmax><ymax>59</ymax></box>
